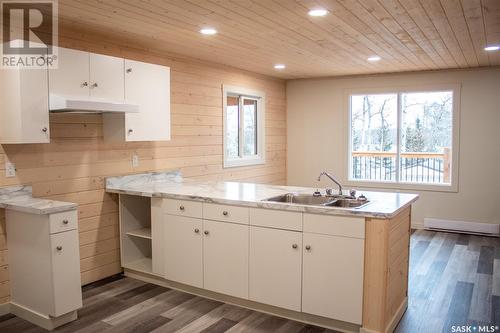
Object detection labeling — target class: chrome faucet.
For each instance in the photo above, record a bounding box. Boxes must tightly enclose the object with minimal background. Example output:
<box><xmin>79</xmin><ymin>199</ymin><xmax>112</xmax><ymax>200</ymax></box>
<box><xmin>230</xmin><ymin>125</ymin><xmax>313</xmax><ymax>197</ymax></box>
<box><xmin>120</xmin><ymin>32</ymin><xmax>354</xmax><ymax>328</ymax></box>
<box><xmin>317</xmin><ymin>171</ymin><xmax>343</xmax><ymax>196</ymax></box>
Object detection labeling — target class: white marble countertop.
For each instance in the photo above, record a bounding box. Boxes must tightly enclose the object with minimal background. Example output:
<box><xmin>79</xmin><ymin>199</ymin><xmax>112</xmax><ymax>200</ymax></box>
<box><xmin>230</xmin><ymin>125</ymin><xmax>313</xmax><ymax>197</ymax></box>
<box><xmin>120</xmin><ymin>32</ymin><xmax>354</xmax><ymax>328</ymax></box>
<box><xmin>0</xmin><ymin>186</ymin><xmax>77</xmax><ymax>215</ymax></box>
<box><xmin>106</xmin><ymin>171</ymin><xmax>418</xmax><ymax>219</ymax></box>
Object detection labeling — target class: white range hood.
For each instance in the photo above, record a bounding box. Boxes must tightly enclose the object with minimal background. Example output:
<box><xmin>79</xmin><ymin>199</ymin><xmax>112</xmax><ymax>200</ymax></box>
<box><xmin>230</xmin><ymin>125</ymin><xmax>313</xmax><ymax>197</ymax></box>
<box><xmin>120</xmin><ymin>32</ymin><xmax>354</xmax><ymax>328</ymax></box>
<box><xmin>49</xmin><ymin>94</ymin><xmax>140</xmax><ymax>113</ymax></box>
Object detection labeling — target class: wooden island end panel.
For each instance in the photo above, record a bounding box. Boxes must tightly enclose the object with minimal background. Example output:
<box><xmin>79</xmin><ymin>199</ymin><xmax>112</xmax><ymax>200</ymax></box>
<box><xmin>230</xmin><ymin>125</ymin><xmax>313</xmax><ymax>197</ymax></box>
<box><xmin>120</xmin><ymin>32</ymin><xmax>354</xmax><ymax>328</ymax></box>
<box><xmin>362</xmin><ymin>207</ymin><xmax>411</xmax><ymax>333</ymax></box>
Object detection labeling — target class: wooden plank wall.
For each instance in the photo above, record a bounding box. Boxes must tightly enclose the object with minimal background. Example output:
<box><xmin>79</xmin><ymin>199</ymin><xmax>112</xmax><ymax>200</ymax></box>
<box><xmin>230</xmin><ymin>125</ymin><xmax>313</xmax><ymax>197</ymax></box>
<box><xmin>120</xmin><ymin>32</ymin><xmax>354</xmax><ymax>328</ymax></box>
<box><xmin>0</xmin><ymin>31</ymin><xmax>287</xmax><ymax>304</ymax></box>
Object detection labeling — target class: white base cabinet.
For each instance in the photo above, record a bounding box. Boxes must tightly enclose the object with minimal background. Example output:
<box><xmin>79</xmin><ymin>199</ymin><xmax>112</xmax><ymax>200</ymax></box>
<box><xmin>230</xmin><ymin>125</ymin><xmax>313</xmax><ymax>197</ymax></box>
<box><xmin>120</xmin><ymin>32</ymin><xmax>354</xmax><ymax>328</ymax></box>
<box><xmin>5</xmin><ymin>209</ymin><xmax>82</xmax><ymax>329</ymax></box>
<box><xmin>120</xmin><ymin>198</ymin><xmax>367</xmax><ymax>327</ymax></box>
<box><xmin>164</xmin><ymin>215</ymin><xmax>203</xmax><ymax>288</ymax></box>
<box><xmin>302</xmin><ymin>232</ymin><xmax>364</xmax><ymax>325</ymax></box>
<box><xmin>203</xmin><ymin>220</ymin><xmax>248</xmax><ymax>299</ymax></box>
<box><xmin>249</xmin><ymin>226</ymin><xmax>302</xmax><ymax>311</ymax></box>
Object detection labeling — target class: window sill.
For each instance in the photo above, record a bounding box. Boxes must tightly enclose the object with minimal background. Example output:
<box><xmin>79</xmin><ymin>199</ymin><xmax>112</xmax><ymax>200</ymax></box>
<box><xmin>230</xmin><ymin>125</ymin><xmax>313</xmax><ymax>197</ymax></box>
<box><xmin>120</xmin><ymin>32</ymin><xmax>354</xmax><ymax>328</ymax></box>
<box><xmin>344</xmin><ymin>179</ymin><xmax>458</xmax><ymax>193</ymax></box>
<box><xmin>223</xmin><ymin>157</ymin><xmax>265</xmax><ymax>168</ymax></box>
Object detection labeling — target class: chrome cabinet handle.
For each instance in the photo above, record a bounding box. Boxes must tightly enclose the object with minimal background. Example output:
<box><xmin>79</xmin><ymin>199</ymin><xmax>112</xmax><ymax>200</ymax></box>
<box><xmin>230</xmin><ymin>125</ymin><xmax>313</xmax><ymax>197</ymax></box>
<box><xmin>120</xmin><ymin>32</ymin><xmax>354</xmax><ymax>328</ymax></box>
<box><xmin>56</xmin><ymin>246</ymin><xmax>63</xmax><ymax>251</ymax></box>
<box><xmin>91</xmin><ymin>83</ymin><xmax>98</xmax><ymax>88</ymax></box>
<box><xmin>305</xmin><ymin>245</ymin><xmax>311</xmax><ymax>251</ymax></box>
<box><xmin>179</xmin><ymin>205</ymin><xmax>185</xmax><ymax>211</ymax></box>
<box><xmin>42</xmin><ymin>127</ymin><xmax>48</xmax><ymax>133</ymax></box>
<box><xmin>82</xmin><ymin>81</ymin><xmax>88</xmax><ymax>87</ymax></box>
<box><xmin>126</xmin><ymin>68</ymin><xmax>132</xmax><ymax>73</ymax></box>
<box><xmin>292</xmin><ymin>244</ymin><xmax>298</xmax><ymax>249</ymax></box>
<box><xmin>204</xmin><ymin>230</ymin><xmax>209</xmax><ymax>235</ymax></box>
<box><xmin>222</xmin><ymin>211</ymin><xmax>228</xmax><ymax>216</ymax></box>
<box><xmin>194</xmin><ymin>228</ymin><xmax>200</xmax><ymax>234</ymax></box>
<box><xmin>62</xmin><ymin>219</ymin><xmax>69</xmax><ymax>225</ymax></box>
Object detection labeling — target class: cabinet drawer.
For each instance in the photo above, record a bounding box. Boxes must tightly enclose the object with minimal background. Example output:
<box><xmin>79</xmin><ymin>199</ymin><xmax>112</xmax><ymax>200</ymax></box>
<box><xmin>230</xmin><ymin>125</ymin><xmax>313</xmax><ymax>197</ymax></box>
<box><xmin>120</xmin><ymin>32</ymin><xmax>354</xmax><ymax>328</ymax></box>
<box><xmin>49</xmin><ymin>210</ymin><xmax>78</xmax><ymax>234</ymax></box>
<box><xmin>203</xmin><ymin>203</ymin><xmax>249</xmax><ymax>224</ymax></box>
<box><xmin>164</xmin><ymin>199</ymin><xmax>202</xmax><ymax>218</ymax></box>
<box><xmin>303</xmin><ymin>214</ymin><xmax>365</xmax><ymax>239</ymax></box>
<box><xmin>50</xmin><ymin>230</ymin><xmax>83</xmax><ymax>316</ymax></box>
<box><xmin>249</xmin><ymin>208</ymin><xmax>302</xmax><ymax>231</ymax></box>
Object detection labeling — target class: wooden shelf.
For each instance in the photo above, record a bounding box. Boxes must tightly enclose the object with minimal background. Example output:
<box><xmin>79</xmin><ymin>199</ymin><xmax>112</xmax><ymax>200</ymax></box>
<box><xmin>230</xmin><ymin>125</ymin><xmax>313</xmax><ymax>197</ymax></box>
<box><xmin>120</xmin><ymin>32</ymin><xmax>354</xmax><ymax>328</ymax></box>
<box><xmin>124</xmin><ymin>258</ymin><xmax>152</xmax><ymax>274</ymax></box>
<box><xmin>126</xmin><ymin>228</ymin><xmax>151</xmax><ymax>240</ymax></box>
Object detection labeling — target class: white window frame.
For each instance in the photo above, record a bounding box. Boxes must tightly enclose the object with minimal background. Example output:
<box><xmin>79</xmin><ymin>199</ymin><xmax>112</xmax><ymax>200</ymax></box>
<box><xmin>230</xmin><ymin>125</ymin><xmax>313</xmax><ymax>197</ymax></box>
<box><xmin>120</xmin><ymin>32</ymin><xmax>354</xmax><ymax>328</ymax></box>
<box><xmin>223</xmin><ymin>85</ymin><xmax>266</xmax><ymax>168</ymax></box>
<box><xmin>344</xmin><ymin>83</ymin><xmax>461</xmax><ymax>192</ymax></box>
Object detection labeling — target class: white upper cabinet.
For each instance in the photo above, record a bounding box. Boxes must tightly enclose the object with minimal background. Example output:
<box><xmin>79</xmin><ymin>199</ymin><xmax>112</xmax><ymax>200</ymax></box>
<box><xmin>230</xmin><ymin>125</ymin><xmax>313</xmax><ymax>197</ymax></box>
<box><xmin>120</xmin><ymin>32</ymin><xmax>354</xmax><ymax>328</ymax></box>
<box><xmin>48</xmin><ymin>47</ymin><xmax>89</xmax><ymax>100</ymax></box>
<box><xmin>102</xmin><ymin>59</ymin><xmax>171</xmax><ymax>142</ymax></box>
<box><xmin>2</xmin><ymin>45</ymin><xmax>170</xmax><ymax>144</ymax></box>
<box><xmin>0</xmin><ymin>58</ymin><xmax>50</xmax><ymax>143</ymax></box>
<box><xmin>125</xmin><ymin>59</ymin><xmax>170</xmax><ymax>141</ymax></box>
<box><xmin>49</xmin><ymin>48</ymin><xmax>124</xmax><ymax>102</ymax></box>
<box><xmin>89</xmin><ymin>53</ymin><xmax>124</xmax><ymax>101</ymax></box>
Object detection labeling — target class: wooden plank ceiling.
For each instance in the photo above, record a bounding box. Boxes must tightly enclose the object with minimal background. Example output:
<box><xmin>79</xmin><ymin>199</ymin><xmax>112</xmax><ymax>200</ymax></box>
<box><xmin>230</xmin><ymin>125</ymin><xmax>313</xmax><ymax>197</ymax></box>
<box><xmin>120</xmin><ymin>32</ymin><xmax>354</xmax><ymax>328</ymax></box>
<box><xmin>57</xmin><ymin>0</ymin><xmax>500</xmax><ymax>79</ymax></box>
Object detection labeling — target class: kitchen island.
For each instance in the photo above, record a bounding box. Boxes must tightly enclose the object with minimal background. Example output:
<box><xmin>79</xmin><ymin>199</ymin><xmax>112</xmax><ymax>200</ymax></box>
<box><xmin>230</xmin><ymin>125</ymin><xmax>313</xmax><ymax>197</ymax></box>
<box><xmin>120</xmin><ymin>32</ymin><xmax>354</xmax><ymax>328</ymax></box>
<box><xmin>106</xmin><ymin>171</ymin><xmax>418</xmax><ymax>333</ymax></box>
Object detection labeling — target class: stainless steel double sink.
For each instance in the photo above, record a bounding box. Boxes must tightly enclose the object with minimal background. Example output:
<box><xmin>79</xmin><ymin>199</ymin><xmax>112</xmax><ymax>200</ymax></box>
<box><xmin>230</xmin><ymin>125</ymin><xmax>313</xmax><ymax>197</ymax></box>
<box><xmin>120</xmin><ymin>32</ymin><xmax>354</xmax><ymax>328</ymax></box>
<box><xmin>262</xmin><ymin>193</ymin><xmax>370</xmax><ymax>208</ymax></box>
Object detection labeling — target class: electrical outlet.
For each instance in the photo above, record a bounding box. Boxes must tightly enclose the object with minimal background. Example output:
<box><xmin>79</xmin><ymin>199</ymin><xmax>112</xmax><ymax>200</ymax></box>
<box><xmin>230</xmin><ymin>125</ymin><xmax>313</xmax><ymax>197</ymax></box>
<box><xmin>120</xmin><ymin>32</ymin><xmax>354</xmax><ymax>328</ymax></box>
<box><xmin>132</xmin><ymin>153</ymin><xmax>139</xmax><ymax>168</ymax></box>
<box><xmin>5</xmin><ymin>162</ymin><xmax>16</xmax><ymax>178</ymax></box>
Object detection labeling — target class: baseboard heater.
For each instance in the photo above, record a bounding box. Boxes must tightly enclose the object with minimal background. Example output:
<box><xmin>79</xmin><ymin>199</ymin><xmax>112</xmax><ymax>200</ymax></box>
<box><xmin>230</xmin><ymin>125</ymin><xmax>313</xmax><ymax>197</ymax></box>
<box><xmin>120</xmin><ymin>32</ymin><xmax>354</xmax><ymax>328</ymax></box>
<box><xmin>424</xmin><ymin>218</ymin><xmax>499</xmax><ymax>236</ymax></box>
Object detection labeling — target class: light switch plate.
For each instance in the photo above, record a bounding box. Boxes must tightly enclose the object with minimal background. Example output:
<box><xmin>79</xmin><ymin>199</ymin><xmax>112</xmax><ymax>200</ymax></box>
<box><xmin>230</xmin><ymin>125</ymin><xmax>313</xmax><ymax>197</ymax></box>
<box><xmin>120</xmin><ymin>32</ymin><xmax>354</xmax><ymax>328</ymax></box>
<box><xmin>5</xmin><ymin>162</ymin><xmax>16</xmax><ymax>178</ymax></box>
<box><xmin>132</xmin><ymin>153</ymin><xmax>139</xmax><ymax>168</ymax></box>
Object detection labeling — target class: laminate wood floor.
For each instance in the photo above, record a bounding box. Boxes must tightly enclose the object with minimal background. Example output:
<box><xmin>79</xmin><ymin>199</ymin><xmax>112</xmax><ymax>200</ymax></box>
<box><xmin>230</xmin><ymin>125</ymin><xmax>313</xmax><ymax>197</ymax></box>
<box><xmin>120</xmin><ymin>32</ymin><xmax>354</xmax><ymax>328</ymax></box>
<box><xmin>395</xmin><ymin>230</ymin><xmax>500</xmax><ymax>333</ymax></box>
<box><xmin>1</xmin><ymin>230</ymin><xmax>498</xmax><ymax>333</ymax></box>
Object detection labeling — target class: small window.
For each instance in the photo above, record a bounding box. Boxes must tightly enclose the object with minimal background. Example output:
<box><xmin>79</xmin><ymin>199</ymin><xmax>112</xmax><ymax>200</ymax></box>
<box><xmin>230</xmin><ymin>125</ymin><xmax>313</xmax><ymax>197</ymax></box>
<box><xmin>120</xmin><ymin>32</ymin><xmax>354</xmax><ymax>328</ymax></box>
<box><xmin>348</xmin><ymin>87</ymin><xmax>458</xmax><ymax>189</ymax></box>
<box><xmin>223</xmin><ymin>85</ymin><xmax>265</xmax><ymax>168</ymax></box>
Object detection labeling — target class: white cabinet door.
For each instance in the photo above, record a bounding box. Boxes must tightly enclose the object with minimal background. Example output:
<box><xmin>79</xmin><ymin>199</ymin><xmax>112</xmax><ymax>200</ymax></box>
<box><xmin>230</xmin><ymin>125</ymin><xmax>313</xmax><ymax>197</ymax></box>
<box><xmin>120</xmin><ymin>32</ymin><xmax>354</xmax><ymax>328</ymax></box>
<box><xmin>50</xmin><ymin>230</ymin><xmax>83</xmax><ymax>317</ymax></box>
<box><xmin>203</xmin><ymin>220</ymin><xmax>249</xmax><ymax>299</ymax></box>
<box><xmin>49</xmin><ymin>47</ymin><xmax>90</xmax><ymax>99</ymax></box>
<box><xmin>164</xmin><ymin>215</ymin><xmax>203</xmax><ymax>288</ymax></box>
<box><xmin>302</xmin><ymin>233</ymin><xmax>364</xmax><ymax>324</ymax></box>
<box><xmin>89</xmin><ymin>53</ymin><xmax>124</xmax><ymax>101</ymax></box>
<box><xmin>124</xmin><ymin>59</ymin><xmax>170</xmax><ymax>141</ymax></box>
<box><xmin>249</xmin><ymin>226</ymin><xmax>302</xmax><ymax>311</ymax></box>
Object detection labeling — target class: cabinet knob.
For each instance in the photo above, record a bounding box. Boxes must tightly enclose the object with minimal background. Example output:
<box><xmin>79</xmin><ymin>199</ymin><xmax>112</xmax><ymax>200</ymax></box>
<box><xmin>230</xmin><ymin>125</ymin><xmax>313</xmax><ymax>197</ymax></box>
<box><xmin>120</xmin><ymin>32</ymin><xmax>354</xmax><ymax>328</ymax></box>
<box><xmin>292</xmin><ymin>244</ymin><xmax>298</xmax><ymax>249</ymax></box>
<box><xmin>91</xmin><ymin>83</ymin><xmax>98</xmax><ymax>88</ymax></box>
<box><xmin>222</xmin><ymin>211</ymin><xmax>228</xmax><ymax>216</ymax></box>
<box><xmin>56</xmin><ymin>246</ymin><xmax>63</xmax><ymax>251</ymax></box>
<box><xmin>194</xmin><ymin>228</ymin><xmax>200</xmax><ymax>234</ymax></box>
<box><xmin>204</xmin><ymin>230</ymin><xmax>209</xmax><ymax>235</ymax></box>
<box><xmin>42</xmin><ymin>127</ymin><xmax>48</xmax><ymax>133</ymax></box>
<box><xmin>128</xmin><ymin>129</ymin><xmax>134</xmax><ymax>135</ymax></box>
<box><xmin>82</xmin><ymin>81</ymin><xmax>88</xmax><ymax>87</ymax></box>
<box><xmin>305</xmin><ymin>245</ymin><xmax>311</xmax><ymax>251</ymax></box>
<box><xmin>126</xmin><ymin>68</ymin><xmax>132</xmax><ymax>73</ymax></box>
<box><xmin>179</xmin><ymin>205</ymin><xmax>185</xmax><ymax>211</ymax></box>
<box><xmin>62</xmin><ymin>219</ymin><xmax>69</xmax><ymax>225</ymax></box>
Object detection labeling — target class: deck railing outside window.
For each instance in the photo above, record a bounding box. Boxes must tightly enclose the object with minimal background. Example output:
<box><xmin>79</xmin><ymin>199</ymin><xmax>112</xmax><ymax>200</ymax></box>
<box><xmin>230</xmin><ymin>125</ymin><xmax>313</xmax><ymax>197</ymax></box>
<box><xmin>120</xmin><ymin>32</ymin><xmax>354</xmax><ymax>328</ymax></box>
<box><xmin>351</xmin><ymin>147</ymin><xmax>451</xmax><ymax>184</ymax></box>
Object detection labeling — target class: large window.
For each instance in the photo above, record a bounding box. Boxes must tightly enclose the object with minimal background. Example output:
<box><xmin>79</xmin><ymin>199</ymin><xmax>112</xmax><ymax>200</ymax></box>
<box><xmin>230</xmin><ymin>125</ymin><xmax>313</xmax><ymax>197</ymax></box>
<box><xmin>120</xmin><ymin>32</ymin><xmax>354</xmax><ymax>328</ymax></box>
<box><xmin>349</xmin><ymin>87</ymin><xmax>458</xmax><ymax>189</ymax></box>
<box><xmin>223</xmin><ymin>85</ymin><xmax>265</xmax><ymax>168</ymax></box>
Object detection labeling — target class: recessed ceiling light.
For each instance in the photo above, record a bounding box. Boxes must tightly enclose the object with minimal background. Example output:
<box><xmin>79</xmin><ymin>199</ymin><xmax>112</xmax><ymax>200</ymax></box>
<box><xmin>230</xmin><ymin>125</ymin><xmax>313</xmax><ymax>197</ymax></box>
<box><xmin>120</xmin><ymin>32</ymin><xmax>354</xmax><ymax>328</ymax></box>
<box><xmin>308</xmin><ymin>8</ymin><xmax>328</xmax><ymax>17</ymax></box>
<box><xmin>484</xmin><ymin>45</ymin><xmax>500</xmax><ymax>51</ymax></box>
<box><xmin>200</xmin><ymin>27</ymin><xmax>217</xmax><ymax>35</ymax></box>
<box><xmin>367</xmin><ymin>56</ymin><xmax>381</xmax><ymax>62</ymax></box>
<box><xmin>274</xmin><ymin>64</ymin><xmax>286</xmax><ymax>69</ymax></box>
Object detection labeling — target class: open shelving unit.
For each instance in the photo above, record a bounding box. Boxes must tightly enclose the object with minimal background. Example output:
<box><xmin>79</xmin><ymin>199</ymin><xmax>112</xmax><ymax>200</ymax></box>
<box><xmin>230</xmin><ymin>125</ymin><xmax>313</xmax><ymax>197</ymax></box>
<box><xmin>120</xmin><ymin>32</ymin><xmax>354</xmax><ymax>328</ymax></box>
<box><xmin>119</xmin><ymin>194</ymin><xmax>153</xmax><ymax>274</ymax></box>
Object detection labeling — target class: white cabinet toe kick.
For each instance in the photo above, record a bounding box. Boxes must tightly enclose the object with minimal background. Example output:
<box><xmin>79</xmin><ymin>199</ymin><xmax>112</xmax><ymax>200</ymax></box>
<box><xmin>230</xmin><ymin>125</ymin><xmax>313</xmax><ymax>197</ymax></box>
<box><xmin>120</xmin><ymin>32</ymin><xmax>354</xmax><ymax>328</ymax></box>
<box><xmin>118</xmin><ymin>194</ymin><xmax>411</xmax><ymax>333</ymax></box>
